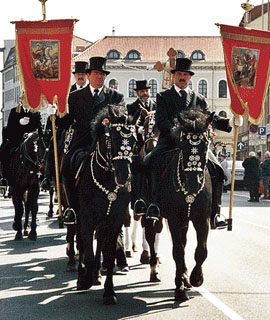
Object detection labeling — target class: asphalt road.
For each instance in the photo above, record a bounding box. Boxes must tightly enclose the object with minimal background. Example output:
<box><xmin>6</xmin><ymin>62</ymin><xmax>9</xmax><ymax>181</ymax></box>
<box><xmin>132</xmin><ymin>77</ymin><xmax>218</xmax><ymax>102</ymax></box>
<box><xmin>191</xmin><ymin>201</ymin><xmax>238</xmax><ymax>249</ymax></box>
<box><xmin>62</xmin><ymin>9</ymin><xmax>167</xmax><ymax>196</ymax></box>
<box><xmin>0</xmin><ymin>190</ymin><xmax>269</xmax><ymax>320</ymax></box>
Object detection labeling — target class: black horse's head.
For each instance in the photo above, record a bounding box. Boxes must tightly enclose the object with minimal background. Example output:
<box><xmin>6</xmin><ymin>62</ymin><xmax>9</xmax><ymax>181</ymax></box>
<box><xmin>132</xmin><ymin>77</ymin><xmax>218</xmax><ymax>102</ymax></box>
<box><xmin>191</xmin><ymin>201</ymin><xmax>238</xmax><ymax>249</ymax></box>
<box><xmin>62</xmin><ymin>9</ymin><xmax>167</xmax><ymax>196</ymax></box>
<box><xmin>19</xmin><ymin>130</ymin><xmax>47</xmax><ymax>180</ymax></box>
<box><xmin>172</xmin><ymin>108</ymin><xmax>214</xmax><ymax>195</ymax></box>
<box><xmin>91</xmin><ymin>104</ymin><xmax>137</xmax><ymax>187</ymax></box>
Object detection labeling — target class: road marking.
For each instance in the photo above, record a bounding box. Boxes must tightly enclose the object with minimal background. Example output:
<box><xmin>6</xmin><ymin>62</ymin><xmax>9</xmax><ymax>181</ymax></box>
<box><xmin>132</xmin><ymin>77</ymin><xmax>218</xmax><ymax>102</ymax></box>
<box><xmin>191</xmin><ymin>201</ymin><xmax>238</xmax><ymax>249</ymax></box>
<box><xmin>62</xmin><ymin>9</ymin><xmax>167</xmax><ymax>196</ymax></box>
<box><xmin>195</xmin><ymin>286</ymin><xmax>244</xmax><ymax>320</ymax></box>
<box><xmin>38</xmin><ymin>295</ymin><xmax>63</xmax><ymax>304</ymax></box>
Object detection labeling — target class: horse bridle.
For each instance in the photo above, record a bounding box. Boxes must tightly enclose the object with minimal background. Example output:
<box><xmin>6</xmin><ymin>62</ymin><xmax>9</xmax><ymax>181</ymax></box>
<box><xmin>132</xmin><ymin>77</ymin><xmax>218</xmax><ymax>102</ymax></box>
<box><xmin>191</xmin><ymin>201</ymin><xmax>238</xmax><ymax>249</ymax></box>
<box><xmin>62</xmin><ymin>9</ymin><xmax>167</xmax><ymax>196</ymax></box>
<box><xmin>176</xmin><ymin>130</ymin><xmax>210</xmax><ymax>217</ymax></box>
<box><xmin>20</xmin><ymin>132</ymin><xmax>47</xmax><ymax>177</ymax></box>
<box><xmin>90</xmin><ymin>122</ymin><xmax>135</xmax><ymax>215</ymax></box>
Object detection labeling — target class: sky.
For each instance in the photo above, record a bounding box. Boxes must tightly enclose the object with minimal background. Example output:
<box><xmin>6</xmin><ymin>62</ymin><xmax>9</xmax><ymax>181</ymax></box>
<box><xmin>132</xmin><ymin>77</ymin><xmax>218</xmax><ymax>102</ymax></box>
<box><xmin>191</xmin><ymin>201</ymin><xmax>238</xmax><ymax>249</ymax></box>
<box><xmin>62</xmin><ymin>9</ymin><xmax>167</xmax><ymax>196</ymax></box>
<box><xmin>0</xmin><ymin>0</ymin><xmax>265</xmax><ymax>48</ymax></box>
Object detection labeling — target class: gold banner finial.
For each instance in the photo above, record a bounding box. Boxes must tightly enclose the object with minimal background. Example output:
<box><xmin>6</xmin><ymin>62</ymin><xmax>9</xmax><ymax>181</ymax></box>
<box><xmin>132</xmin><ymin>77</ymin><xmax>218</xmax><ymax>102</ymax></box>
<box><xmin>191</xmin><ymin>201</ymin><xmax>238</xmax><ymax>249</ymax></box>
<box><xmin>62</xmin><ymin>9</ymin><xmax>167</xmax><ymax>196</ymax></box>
<box><xmin>38</xmin><ymin>0</ymin><xmax>48</xmax><ymax>21</ymax></box>
<box><xmin>241</xmin><ymin>0</ymin><xmax>254</xmax><ymax>27</ymax></box>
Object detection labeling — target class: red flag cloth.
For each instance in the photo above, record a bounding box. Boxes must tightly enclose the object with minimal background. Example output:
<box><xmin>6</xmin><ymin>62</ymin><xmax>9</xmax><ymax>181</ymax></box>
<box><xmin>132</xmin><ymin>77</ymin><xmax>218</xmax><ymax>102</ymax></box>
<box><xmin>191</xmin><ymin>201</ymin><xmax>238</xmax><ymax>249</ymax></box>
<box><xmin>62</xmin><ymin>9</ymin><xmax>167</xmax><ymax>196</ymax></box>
<box><xmin>15</xmin><ymin>19</ymin><xmax>75</xmax><ymax>116</ymax></box>
<box><xmin>219</xmin><ymin>24</ymin><xmax>270</xmax><ymax>125</ymax></box>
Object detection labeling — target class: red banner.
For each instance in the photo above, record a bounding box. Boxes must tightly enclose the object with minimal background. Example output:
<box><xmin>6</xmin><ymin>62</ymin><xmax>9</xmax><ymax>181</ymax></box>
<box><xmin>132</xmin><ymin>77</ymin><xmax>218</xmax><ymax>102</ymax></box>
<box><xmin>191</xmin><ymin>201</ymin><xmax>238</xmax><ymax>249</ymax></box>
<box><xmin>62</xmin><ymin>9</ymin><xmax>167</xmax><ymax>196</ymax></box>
<box><xmin>219</xmin><ymin>24</ymin><xmax>270</xmax><ymax>124</ymax></box>
<box><xmin>15</xmin><ymin>19</ymin><xmax>75</xmax><ymax>116</ymax></box>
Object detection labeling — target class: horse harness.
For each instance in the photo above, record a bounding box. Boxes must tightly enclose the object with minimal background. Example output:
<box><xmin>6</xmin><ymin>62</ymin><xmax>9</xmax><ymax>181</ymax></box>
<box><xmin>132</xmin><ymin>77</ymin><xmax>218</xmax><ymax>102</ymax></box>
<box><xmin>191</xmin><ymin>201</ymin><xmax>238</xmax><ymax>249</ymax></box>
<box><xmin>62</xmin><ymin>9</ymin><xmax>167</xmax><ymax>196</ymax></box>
<box><xmin>89</xmin><ymin>121</ymin><xmax>135</xmax><ymax>216</ymax></box>
<box><xmin>176</xmin><ymin>130</ymin><xmax>211</xmax><ymax>217</ymax></box>
<box><xmin>19</xmin><ymin>132</ymin><xmax>46</xmax><ymax>178</ymax></box>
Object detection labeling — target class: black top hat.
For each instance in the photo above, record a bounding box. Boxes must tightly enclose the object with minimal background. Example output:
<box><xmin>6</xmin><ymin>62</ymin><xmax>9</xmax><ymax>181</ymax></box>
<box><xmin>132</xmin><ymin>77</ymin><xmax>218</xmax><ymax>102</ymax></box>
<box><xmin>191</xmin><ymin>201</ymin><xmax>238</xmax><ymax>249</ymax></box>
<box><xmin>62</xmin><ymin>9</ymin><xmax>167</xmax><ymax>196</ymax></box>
<box><xmin>134</xmin><ymin>80</ymin><xmax>151</xmax><ymax>91</ymax></box>
<box><xmin>171</xmin><ymin>58</ymin><xmax>194</xmax><ymax>75</ymax></box>
<box><xmin>72</xmin><ymin>61</ymin><xmax>88</xmax><ymax>74</ymax></box>
<box><xmin>86</xmin><ymin>56</ymin><xmax>110</xmax><ymax>75</ymax></box>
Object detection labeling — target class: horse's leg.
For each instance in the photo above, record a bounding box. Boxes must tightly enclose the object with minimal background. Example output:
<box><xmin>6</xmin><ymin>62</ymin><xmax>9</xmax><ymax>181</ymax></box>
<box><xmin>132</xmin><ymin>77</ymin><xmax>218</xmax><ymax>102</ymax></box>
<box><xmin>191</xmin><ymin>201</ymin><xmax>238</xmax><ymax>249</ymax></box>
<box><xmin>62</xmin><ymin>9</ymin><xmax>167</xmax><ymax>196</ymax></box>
<box><xmin>123</xmin><ymin>206</ymin><xmax>132</xmax><ymax>257</ymax></box>
<box><xmin>190</xmin><ymin>218</ymin><xmax>209</xmax><ymax>287</ymax></box>
<box><xmin>154</xmin><ymin>217</ymin><xmax>163</xmax><ymax>264</ymax></box>
<box><xmin>102</xmin><ymin>227</ymin><xmax>118</xmax><ymax>305</ymax></box>
<box><xmin>47</xmin><ymin>186</ymin><xmax>54</xmax><ymax>218</ymax></box>
<box><xmin>140</xmin><ymin>216</ymin><xmax>150</xmax><ymax>264</ymax></box>
<box><xmin>144</xmin><ymin>218</ymin><xmax>160</xmax><ymax>282</ymax></box>
<box><xmin>92</xmin><ymin>227</ymin><xmax>102</xmax><ymax>285</ymax></box>
<box><xmin>77</xmin><ymin>207</ymin><xmax>94</xmax><ymax>291</ymax></box>
<box><xmin>11</xmin><ymin>188</ymin><xmax>24</xmax><ymax>241</ymax></box>
<box><xmin>27</xmin><ymin>185</ymin><xmax>39</xmax><ymax>241</ymax></box>
<box><xmin>23</xmin><ymin>192</ymin><xmax>30</xmax><ymax>236</ymax></box>
<box><xmin>66</xmin><ymin>224</ymin><xmax>77</xmax><ymax>272</ymax></box>
<box><xmin>167</xmin><ymin>217</ymin><xmax>189</xmax><ymax>302</ymax></box>
<box><xmin>131</xmin><ymin>213</ymin><xmax>141</xmax><ymax>252</ymax></box>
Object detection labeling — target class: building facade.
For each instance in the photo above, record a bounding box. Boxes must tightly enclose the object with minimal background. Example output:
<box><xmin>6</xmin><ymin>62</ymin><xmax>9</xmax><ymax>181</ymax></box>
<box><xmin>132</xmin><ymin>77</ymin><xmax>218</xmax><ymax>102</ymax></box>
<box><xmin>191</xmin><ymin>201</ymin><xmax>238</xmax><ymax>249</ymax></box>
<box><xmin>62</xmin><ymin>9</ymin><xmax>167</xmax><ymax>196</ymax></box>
<box><xmin>1</xmin><ymin>35</ymin><xmax>233</xmax><ymax>157</ymax></box>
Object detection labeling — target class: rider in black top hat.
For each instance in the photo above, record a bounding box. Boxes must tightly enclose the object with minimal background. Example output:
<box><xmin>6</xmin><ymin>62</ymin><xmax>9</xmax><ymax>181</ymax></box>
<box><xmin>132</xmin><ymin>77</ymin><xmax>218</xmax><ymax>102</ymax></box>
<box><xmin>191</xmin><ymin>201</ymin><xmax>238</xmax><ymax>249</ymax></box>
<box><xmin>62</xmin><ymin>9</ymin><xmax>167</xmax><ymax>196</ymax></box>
<box><xmin>47</xmin><ymin>56</ymin><xmax>125</xmax><ymax>224</ymax></box>
<box><xmin>41</xmin><ymin>60</ymin><xmax>89</xmax><ymax>191</ymax></box>
<box><xmin>138</xmin><ymin>58</ymin><xmax>243</xmax><ymax>229</ymax></box>
<box><xmin>127</xmin><ymin>80</ymin><xmax>157</xmax><ymax>214</ymax></box>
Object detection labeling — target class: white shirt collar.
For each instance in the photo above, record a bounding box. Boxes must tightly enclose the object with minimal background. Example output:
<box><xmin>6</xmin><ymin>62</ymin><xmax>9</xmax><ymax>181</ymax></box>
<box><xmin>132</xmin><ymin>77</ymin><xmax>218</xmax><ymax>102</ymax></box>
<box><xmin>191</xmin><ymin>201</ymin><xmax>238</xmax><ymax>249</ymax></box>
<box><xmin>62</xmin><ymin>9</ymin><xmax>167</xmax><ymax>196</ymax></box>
<box><xmin>76</xmin><ymin>81</ymin><xmax>88</xmax><ymax>90</ymax></box>
<box><xmin>90</xmin><ymin>85</ymin><xmax>103</xmax><ymax>96</ymax></box>
<box><xmin>174</xmin><ymin>85</ymin><xmax>189</xmax><ymax>96</ymax></box>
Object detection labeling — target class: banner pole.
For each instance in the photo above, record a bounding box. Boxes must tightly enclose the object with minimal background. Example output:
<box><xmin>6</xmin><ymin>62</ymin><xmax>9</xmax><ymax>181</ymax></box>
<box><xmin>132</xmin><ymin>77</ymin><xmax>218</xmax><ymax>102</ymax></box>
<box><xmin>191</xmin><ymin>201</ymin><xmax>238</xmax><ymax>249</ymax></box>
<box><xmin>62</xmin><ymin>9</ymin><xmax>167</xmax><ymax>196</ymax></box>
<box><xmin>228</xmin><ymin>125</ymin><xmax>239</xmax><ymax>231</ymax></box>
<box><xmin>50</xmin><ymin>114</ymin><xmax>63</xmax><ymax>228</ymax></box>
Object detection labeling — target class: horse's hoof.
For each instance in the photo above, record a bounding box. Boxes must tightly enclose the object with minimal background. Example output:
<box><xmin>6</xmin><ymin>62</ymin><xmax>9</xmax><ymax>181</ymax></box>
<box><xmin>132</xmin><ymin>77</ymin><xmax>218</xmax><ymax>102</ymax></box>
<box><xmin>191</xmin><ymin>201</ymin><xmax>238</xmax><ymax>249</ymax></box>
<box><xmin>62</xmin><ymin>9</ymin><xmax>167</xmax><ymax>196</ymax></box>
<box><xmin>14</xmin><ymin>231</ymin><xmax>23</xmax><ymax>241</ymax></box>
<box><xmin>77</xmin><ymin>274</ymin><xmax>93</xmax><ymax>291</ymax></box>
<box><xmin>12</xmin><ymin>222</ymin><xmax>20</xmax><ymax>232</ymax></box>
<box><xmin>174</xmin><ymin>288</ymin><xmax>189</xmax><ymax>302</ymax></box>
<box><xmin>92</xmin><ymin>272</ymin><xmax>102</xmax><ymax>285</ymax></box>
<box><xmin>190</xmin><ymin>268</ymin><xmax>204</xmax><ymax>287</ymax></box>
<box><xmin>23</xmin><ymin>230</ymin><xmax>29</xmax><ymax>236</ymax></box>
<box><xmin>103</xmin><ymin>295</ymin><xmax>117</xmax><ymax>305</ymax></box>
<box><xmin>183</xmin><ymin>273</ymin><xmax>192</xmax><ymax>289</ymax></box>
<box><xmin>28</xmin><ymin>231</ymin><xmax>37</xmax><ymax>241</ymax></box>
<box><xmin>125</xmin><ymin>250</ymin><xmax>132</xmax><ymax>258</ymax></box>
<box><xmin>66</xmin><ymin>262</ymin><xmax>77</xmax><ymax>272</ymax></box>
<box><xmin>47</xmin><ymin>211</ymin><xmax>53</xmax><ymax>218</ymax></box>
<box><xmin>140</xmin><ymin>250</ymin><xmax>150</xmax><ymax>264</ymax></box>
<box><xmin>150</xmin><ymin>272</ymin><xmax>161</xmax><ymax>282</ymax></box>
<box><xmin>132</xmin><ymin>243</ymin><xmax>138</xmax><ymax>252</ymax></box>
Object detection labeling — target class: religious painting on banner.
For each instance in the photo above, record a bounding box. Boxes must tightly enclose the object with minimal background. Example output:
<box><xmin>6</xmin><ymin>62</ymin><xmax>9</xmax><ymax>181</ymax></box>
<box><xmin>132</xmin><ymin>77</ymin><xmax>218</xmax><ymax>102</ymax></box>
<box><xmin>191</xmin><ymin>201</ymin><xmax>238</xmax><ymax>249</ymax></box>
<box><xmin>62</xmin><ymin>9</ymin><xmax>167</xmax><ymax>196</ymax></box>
<box><xmin>14</xmin><ymin>19</ymin><xmax>76</xmax><ymax>116</ymax></box>
<box><xmin>219</xmin><ymin>24</ymin><xmax>270</xmax><ymax>125</ymax></box>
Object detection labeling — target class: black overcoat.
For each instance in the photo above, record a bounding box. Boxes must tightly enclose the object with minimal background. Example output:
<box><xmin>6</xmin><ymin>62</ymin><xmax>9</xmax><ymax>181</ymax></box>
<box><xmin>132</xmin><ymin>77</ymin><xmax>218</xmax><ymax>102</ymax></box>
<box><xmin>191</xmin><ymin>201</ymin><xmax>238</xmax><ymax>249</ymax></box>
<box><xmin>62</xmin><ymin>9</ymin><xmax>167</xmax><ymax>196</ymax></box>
<box><xmin>55</xmin><ymin>84</ymin><xmax>125</xmax><ymax>151</ymax></box>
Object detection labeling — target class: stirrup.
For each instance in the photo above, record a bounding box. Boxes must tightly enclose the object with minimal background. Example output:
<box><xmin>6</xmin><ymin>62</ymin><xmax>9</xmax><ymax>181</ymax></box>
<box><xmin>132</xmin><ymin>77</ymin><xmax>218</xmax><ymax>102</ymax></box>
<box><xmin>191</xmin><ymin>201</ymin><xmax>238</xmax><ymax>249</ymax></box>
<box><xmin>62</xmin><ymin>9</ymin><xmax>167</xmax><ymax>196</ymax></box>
<box><xmin>134</xmin><ymin>199</ymin><xmax>147</xmax><ymax>216</ymax></box>
<box><xmin>213</xmin><ymin>214</ymin><xmax>227</xmax><ymax>229</ymax></box>
<box><xmin>146</xmin><ymin>203</ymin><xmax>160</xmax><ymax>221</ymax></box>
<box><xmin>63</xmin><ymin>208</ymin><xmax>77</xmax><ymax>225</ymax></box>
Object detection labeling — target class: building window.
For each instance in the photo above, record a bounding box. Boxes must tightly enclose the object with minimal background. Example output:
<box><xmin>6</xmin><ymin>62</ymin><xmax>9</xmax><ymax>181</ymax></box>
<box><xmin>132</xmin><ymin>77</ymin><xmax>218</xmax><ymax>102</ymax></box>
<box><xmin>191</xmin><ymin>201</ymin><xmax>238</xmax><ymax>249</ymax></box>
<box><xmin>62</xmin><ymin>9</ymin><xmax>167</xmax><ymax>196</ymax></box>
<box><xmin>4</xmin><ymin>69</ymin><xmax>13</xmax><ymax>83</ymax></box>
<box><xmin>126</xmin><ymin>50</ymin><xmax>141</xmax><ymax>61</ymax></box>
<box><xmin>188</xmin><ymin>80</ymin><xmax>192</xmax><ymax>90</ymax></box>
<box><xmin>15</xmin><ymin>86</ymin><xmax>20</xmax><ymax>103</ymax></box>
<box><xmin>149</xmin><ymin>79</ymin><xmax>157</xmax><ymax>98</ymax></box>
<box><xmin>129</xmin><ymin>79</ymin><xmax>137</xmax><ymax>97</ymax></box>
<box><xmin>218</xmin><ymin>111</ymin><xmax>227</xmax><ymax>118</ymax></box>
<box><xmin>108</xmin><ymin>79</ymin><xmax>118</xmax><ymax>90</ymax></box>
<box><xmin>218</xmin><ymin>80</ymin><xmax>227</xmax><ymax>98</ymax></box>
<box><xmin>199</xmin><ymin>80</ymin><xmax>207</xmax><ymax>97</ymax></box>
<box><xmin>176</xmin><ymin>50</ymin><xmax>185</xmax><ymax>58</ymax></box>
<box><xmin>107</xmin><ymin>49</ymin><xmax>120</xmax><ymax>60</ymax></box>
<box><xmin>190</xmin><ymin>50</ymin><xmax>205</xmax><ymax>61</ymax></box>
<box><xmin>4</xmin><ymin>89</ymin><xmax>14</xmax><ymax>102</ymax></box>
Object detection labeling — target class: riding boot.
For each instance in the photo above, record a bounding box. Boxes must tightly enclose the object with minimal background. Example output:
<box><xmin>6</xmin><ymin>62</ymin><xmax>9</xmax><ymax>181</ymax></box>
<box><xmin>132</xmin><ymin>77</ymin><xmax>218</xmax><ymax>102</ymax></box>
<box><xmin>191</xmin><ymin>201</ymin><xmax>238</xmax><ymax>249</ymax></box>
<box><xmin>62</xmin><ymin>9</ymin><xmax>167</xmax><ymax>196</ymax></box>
<box><xmin>146</xmin><ymin>169</ymin><xmax>160</xmax><ymax>221</ymax></box>
<box><xmin>133</xmin><ymin>171</ymin><xmax>147</xmax><ymax>216</ymax></box>
<box><xmin>132</xmin><ymin>153</ymin><xmax>147</xmax><ymax>216</ymax></box>
<box><xmin>41</xmin><ymin>147</ymin><xmax>54</xmax><ymax>191</ymax></box>
<box><xmin>210</xmin><ymin>180</ymin><xmax>227</xmax><ymax>229</ymax></box>
<box><xmin>62</xmin><ymin>176</ymin><xmax>77</xmax><ymax>224</ymax></box>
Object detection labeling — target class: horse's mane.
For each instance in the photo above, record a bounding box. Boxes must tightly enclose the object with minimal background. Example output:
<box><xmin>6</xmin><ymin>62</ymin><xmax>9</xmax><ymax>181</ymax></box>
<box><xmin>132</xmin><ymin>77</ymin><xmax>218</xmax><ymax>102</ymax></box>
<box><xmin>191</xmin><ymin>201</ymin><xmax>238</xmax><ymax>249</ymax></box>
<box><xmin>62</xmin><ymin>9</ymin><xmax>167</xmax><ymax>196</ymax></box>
<box><xmin>171</xmin><ymin>108</ymin><xmax>212</xmax><ymax>138</ymax></box>
<box><xmin>90</xmin><ymin>104</ymin><xmax>128</xmax><ymax>142</ymax></box>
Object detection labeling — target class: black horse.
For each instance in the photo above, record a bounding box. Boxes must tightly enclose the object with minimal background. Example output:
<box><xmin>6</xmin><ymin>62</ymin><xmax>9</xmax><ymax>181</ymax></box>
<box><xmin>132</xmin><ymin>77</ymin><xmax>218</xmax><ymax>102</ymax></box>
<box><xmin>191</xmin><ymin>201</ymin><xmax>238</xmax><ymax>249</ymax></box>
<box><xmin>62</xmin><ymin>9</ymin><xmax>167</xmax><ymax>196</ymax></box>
<box><xmin>75</xmin><ymin>104</ymin><xmax>137</xmax><ymax>304</ymax></box>
<box><xmin>10</xmin><ymin>131</ymin><xmax>46</xmax><ymax>241</ymax></box>
<box><xmin>144</xmin><ymin>108</ymin><xmax>214</xmax><ymax>302</ymax></box>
